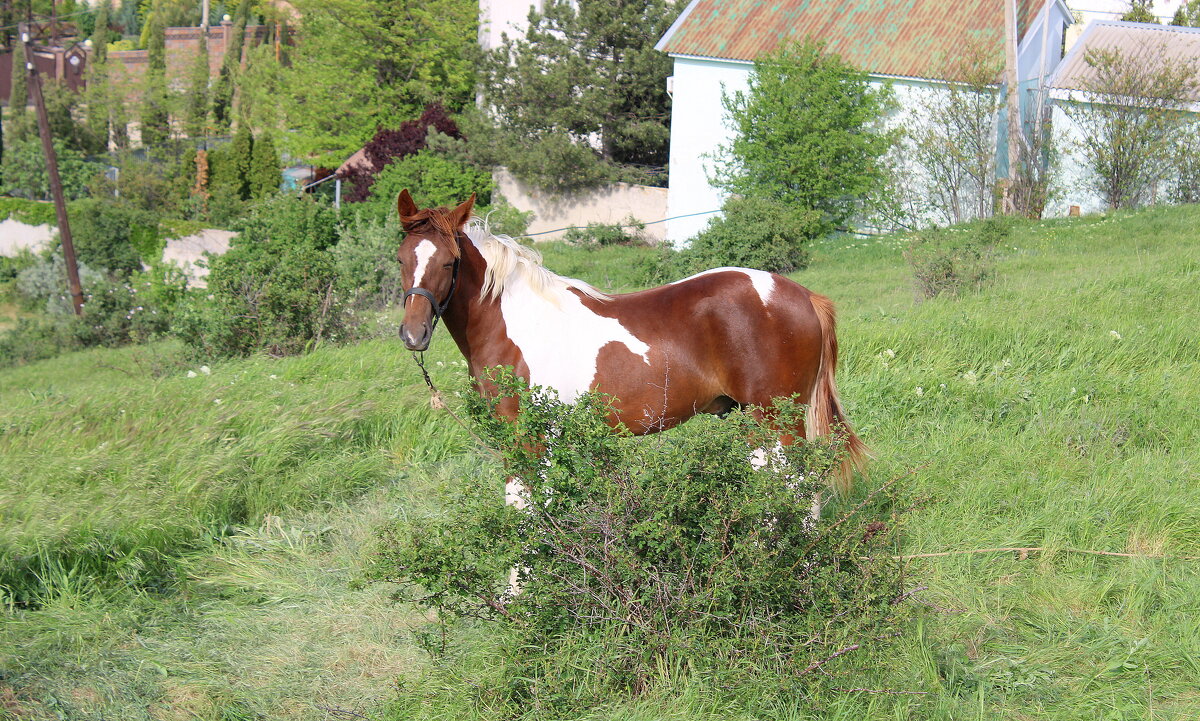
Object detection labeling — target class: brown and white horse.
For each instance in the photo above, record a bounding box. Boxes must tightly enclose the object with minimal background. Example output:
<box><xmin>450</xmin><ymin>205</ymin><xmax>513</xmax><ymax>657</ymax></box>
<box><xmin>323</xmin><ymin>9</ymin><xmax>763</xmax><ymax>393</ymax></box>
<box><xmin>394</xmin><ymin>190</ymin><xmax>867</xmax><ymax>503</ymax></box>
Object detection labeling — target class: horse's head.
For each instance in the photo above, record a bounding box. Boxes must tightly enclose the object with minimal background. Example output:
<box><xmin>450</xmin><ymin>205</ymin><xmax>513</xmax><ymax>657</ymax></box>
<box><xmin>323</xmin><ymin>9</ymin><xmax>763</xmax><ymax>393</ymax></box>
<box><xmin>396</xmin><ymin>189</ymin><xmax>475</xmax><ymax>351</ymax></box>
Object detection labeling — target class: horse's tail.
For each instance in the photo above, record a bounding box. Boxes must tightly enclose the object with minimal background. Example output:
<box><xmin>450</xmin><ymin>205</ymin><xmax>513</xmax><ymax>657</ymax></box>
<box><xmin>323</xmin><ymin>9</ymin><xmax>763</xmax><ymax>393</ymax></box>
<box><xmin>805</xmin><ymin>292</ymin><xmax>869</xmax><ymax>495</ymax></box>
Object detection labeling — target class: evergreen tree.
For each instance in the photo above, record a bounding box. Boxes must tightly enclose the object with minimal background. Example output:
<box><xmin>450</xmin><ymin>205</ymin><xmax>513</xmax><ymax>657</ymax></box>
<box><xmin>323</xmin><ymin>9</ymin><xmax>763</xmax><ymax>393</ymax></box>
<box><xmin>139</xmin><ymin>3</ymin><xmax>171</xmax><ymax>146</ymax></box>
<box><xmin>212</xmin><ymin>0</ymin><xmax>251</xmax><ymax>130</ymax></box>
<box><xmin>9</xmin><ymin>36</ymin><xmax>29</xmax><ymax>141</ymax></box>
<box><xmin>184</xmin><ymin>33</ymin><xmax>211</xmax><ymax>138</ymax></box>
<box><xmin>1122</xmin><ymin>0</ymin><xmax>1159</xmax><ymax>23</ymax></box>
<box><xmin>230</xmin><ymin>122</ymin><xmax>254</xmax><ymax>199</ymax></box>
<box><xmin>482</xmin><ymin>0</ymin><xmax>675</xmax><ymax>191</ymax></box>
<box><xmin>84</xmin><ymin>3</ymin><xmax>115</xmax><ymax>153</ymax></box>
<box><xmin>248</xmin><ymin>131</ymin><xmax>281</xmax><ymax>199</ymax></box>
<box><xmin>92</xmin><ymin>1</ymin><xmax>111</xmax><ymax>63</ymax></box>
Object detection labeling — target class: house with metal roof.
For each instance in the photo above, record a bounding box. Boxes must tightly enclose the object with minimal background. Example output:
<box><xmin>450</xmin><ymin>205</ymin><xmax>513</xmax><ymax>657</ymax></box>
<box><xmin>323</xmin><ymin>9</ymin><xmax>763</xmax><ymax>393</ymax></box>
<box><xmin>1049</xmin><ymin>19</ymin><xmax>1200</xmax><ymax>212</ymax></box>
<box><xmin>655</xmin><ymin>0</ymin><xmax>1074</xmax><ymax>243</ymax></box>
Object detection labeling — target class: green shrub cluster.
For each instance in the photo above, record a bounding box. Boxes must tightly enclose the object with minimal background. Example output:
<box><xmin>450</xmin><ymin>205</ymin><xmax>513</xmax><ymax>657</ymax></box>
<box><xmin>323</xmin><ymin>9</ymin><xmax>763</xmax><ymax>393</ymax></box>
<box><xmin>333</xmin><ymin>213</ymin><xmax>406</xmax><ymax>309</ymax></box>
<box><xmin>367</xmin><ymin>149</ymin><xmax>494</xmax><ymax>220</ymax></box>
<box><xmin>563</xmin><ymin>218</ymin><xmax>648</xmax><ymax>248</ymax></box>
<box><xmin>904</xmin><ymin>216</ymin><xmax>1010</xmax><ymax>299</ymax></box>
<box><xmin>682</xmin><ymin>196</ymin><xmax>821</xmax><ymax>273</ymax></box>
<box><xmin>67</xmin><ymin>198</ymin><xmax>161</xmax><ymax>274</ymax></box>
<box><xmin>173</xmin><ymin>196</ymin><xmax>348</xmax><ymax>358</ymax></box>
<box><xmin>370</xmin><ymin>372</ymin><xmax>903</xmax><ymax>712</ymax></box>
<box><xmin>2</xmin><ymin>258</ymin><xmax>186</xmax><ymax>367</ymax></box>
<box><xmin>0</xmin><ymin>197</ymin><xmax>59</xmax><ymax>226</ymax></box>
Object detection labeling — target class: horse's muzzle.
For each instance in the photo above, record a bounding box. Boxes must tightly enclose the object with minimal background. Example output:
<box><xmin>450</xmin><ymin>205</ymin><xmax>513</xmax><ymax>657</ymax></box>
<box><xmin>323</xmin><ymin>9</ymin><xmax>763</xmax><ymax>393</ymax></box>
<box><xmin>400</xmin><ymin>322</ymin><xmax>432</xmax><ymax>351</ymax></box>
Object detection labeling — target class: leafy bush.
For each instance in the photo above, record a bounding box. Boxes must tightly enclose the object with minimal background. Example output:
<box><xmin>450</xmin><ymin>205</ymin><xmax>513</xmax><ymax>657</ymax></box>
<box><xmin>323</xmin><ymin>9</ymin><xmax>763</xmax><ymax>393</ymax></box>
<box><xmin>0</xmin><ymin>316</ymin><xmax>79</xmax><ymax>367</ymax></box>
<box><xmin>681</xmin><ymin>196</ymin><xmax>821</xmax><ymax>273</ymax></box>
<box><xmin>1</xmin><ymin>137</ymin><xmax>99</xmax><ymax>201</ymax></box>
<box><xmin>903</xmin><ymin>217</ymin><xmax>1010</xmax><ymax>299</ymax></box>
<box><xmin>0</xmin><ymin>249</ymin><xmax>38</xmax><ymax>283</ymax></box>
<box><xmin>173</xmin><ymin>196</ymin><xmax>349</xmax><ymax>358</ymax></box>
<box><xmin>368</xmin><ymin>150</ymin><xmax>494</xmax><ymax>218</ymax></box>
<box><xmin>0</xmin><ymin>197</ymin><xmax>59</xmax><ymax>226</ymax></box>
<box><xmin>370</xmin><ymin>372</ymin><xmax>903</xmax><ymax>712</ymax></box>
<box><xmin>476</xmin><ymin>195</ymin><xmax>534</xmax><ymax>238</ymax></box>
<box><xmin>334</xmin><ymin>213</ymin><xmax>405</xmax><ymax>308</ymax></box>
<box><xmin>66</xmin><ymin>198</ymin><xmax>160</xmax><ymax>275</ymax></box>
<box><xmin>71</xmin><ymin>271</ymin><xmax>182</xmax><ymax>347</ymax></box>
<box><xmin>15</xmin><ymin>255</ymin><xmax>106</xmax><ymax>313</ymax></box>
<box><xmin>86</xmin><ymin>147</ymin><xmax>194</xmax><ymax>218</ymax></box>
<box><xmin>2</xmin><ymin>260</ymin><xmax>186</xmax><ymax>367</ymax></box>
<box><xmin>343</xmin><ymin>103</ymin><xmax>462</xmax><ymax>203</ymax></box>
<box><xmin>715</xmin><ymin>40</ymin><xmax>895</xmax><ymax>236</ymax></box>
<box><xmin>563</xmin><ymin>217</ymin><xmax>648</xmax><ymax>247</ymax></box>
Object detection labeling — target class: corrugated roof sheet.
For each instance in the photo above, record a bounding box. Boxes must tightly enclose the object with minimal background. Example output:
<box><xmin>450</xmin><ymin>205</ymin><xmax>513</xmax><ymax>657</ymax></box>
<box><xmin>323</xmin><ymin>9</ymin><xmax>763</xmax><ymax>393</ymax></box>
<box><xmin>1050</xmin><ymin>20</ymin><xmax>1200</xmax><ymax>94</ymax></box>
<box><xmin>657</xmin><ymin>0</ymin><xmax>1047</xmax><ymax>81</ymax></box>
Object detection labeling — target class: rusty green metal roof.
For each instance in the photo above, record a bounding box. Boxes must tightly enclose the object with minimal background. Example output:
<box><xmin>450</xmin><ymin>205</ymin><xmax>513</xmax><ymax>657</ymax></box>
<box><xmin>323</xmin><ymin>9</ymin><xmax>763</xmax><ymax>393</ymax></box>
<box><xmin>657</xmin><ymin>0</ymin><xmax>1045</xmax><ymax>80</ymax></box>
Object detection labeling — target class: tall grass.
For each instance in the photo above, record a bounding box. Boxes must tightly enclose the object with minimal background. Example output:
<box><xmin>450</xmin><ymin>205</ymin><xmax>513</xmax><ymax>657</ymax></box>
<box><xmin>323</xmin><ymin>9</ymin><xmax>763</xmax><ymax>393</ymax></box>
<box><xmin>0</xmin><ymin>338</ymin><xmax>471</xmax><ymax>606</ymax></box>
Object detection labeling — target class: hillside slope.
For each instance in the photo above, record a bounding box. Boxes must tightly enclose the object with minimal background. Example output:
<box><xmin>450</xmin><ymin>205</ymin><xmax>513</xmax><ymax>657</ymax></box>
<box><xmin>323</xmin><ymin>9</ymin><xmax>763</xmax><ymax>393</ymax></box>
<box><xmin>2</xmin><ymin>206</ymin><xmax>1198</xmax><ymax>719</ymax></box>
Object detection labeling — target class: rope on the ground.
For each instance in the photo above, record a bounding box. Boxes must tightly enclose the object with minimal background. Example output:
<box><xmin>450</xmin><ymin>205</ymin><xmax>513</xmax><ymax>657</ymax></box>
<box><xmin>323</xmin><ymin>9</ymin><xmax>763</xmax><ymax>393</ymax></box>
<box><xmin>895</xmin><ymin>547</ymin><xmax>1200</xmax><ymax>561</ymax></box>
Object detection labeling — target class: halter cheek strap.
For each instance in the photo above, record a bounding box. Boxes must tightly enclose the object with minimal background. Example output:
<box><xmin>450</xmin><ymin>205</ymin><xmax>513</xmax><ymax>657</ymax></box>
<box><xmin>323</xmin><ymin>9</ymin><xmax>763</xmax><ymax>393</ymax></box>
<box><xmin>402</xmin><ymin>256</ymin><xmax>460</xmax><ymax>334</ymax></box>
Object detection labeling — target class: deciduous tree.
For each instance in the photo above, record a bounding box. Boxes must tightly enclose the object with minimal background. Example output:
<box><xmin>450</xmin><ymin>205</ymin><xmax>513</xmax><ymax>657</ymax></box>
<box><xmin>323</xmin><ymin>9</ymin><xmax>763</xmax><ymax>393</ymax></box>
<box><xmin>1061</xmin><ymin>44</ymin><xmax>1199</xmax><ymax>209</ymax></box>
<box><xmin>911</xmin><ymin>40</ymin><xmax>1006</xmax><ymax>223</ymax></box>
<box><xmin>281</xmin><ymin>0</ymin><xmax>476</xmax><ymax>166</ymax></box>
<box><xmin>716</xmin><ymin>41</ymin><xmax>896</xmax><ymax>239</ymax></box>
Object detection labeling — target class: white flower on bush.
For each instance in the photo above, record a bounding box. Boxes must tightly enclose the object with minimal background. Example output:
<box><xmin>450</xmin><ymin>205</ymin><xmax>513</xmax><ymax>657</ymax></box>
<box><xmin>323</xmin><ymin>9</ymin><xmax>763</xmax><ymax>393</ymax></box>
<box><xmin>200</xmin><ymin>365</ymin><xmax>211</xmax><ymax>375</ymax></box>
<box><xmin>1109</xmin><ymin>330</ymin><xmax>1122</xmax><ymax>340</ymax></box>
<box><xmin>962</xmin><ymin>370</ymin><xmax>978</xmax><ymax>385</ymax></box>
<box><xmin>915</xmin><ymin>386</ymin><xmax>924</xmax><ymax>397</ymax></box>
<box><xmin>187</xmin><ymin>370</ymin><xmax>198</xmax><ymax>378</ymax></box>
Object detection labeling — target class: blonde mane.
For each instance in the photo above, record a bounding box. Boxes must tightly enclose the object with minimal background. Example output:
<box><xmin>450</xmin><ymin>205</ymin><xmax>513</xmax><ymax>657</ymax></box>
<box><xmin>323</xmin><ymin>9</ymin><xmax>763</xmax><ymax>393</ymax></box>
<box><xmin>464</xmin><ymin>218</ymin><xmax>609</xmax><ymax>304</ymax></box>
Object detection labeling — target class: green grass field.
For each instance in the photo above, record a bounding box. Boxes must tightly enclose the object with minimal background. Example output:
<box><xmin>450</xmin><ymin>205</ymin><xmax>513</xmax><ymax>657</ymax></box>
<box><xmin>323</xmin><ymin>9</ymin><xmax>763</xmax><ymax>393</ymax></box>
<box><xmin>2</xmin><ymin>206</ymin><xmax>1198</xmax><ymax>719</ymax></box>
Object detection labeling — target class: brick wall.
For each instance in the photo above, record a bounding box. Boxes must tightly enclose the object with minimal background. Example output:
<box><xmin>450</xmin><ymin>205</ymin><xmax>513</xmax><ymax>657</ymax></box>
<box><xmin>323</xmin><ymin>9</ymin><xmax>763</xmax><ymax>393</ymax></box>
<box><xmin>0</xmin><ymin>22</ymin><xmax>274</xmax><ymax>105</ymax></box>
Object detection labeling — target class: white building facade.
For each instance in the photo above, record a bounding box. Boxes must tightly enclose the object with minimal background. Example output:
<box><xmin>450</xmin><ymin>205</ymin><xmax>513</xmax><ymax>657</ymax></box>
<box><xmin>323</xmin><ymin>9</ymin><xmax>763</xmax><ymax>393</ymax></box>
<box><xmin>656</xmin><ymin>0</ymin><xmax>1075</xmax><ymax>245</ymax></box>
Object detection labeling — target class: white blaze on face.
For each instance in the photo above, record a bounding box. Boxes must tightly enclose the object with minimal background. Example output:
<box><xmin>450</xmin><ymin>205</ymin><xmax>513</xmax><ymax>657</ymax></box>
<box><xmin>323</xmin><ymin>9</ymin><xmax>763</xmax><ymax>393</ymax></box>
<box><xmin>410</xmin><ymin>239</ymin><xmax>438</xmax><ymax>295</ymax></box>
<box><xmin>500</xmin><ymin>281</ymin><xmax>650</xmax><ymax>403</ymax></box>
<box><xmin>673</xmin><ymin>267</ymin><xmax>776</xmax><ymax>306</ymax></box>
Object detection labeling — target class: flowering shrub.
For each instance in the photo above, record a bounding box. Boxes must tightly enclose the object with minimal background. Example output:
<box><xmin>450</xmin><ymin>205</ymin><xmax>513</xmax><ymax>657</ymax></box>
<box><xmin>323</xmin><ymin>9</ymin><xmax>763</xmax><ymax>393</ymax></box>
<box><xmin>370</xmin><ymin>371</ymin><xmax>904</xmax><ymax>712</ymax></box>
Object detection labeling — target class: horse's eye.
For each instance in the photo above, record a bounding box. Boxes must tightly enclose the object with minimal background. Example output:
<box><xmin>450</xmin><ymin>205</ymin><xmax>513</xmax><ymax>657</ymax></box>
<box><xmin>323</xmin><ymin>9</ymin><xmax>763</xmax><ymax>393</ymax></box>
<box><xmin>442</xmin><ymin>263</ymin><xmax>453</xmax><ymax>269</ymax></box>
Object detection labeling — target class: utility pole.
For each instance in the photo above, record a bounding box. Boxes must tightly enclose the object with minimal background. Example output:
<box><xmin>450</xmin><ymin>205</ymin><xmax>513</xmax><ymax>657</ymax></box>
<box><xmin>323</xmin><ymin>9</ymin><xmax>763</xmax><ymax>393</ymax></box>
<box><xmin>1003</xmin><ymin>0</ymin><xmax>1022</xmax><ymax>215</ymax></box>
<box><xmin>22</xmin><ymin>22</ymin><xmax>84</xmax><ymax>315</ymax></box>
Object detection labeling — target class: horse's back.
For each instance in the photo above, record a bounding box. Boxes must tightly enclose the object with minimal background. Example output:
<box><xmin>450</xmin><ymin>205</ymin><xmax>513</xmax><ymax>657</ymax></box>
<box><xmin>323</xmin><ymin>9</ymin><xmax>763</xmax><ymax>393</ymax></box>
<box><xmin>582</xmin><ymin>267</ymin><xmax>826</xmax><ymax>427</ymax></box>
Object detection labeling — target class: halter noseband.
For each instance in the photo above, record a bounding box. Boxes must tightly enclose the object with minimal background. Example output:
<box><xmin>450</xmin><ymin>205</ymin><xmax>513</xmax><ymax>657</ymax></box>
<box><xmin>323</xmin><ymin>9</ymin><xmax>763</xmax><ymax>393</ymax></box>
<box><xmin>402</xmin><ymin>255</ymin><xmax>460</xmax><ymax>334</ymax></box>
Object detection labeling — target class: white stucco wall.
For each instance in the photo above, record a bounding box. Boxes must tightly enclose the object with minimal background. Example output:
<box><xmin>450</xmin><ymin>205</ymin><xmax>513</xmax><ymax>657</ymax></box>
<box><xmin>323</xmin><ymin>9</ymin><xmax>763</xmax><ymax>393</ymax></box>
<box><xmin>479</xmin><ymin>0</ymin><xmax>542</xmax><ymax>51</ymax></box>
<box><xmin>664</xmin><ymin>56</ymin><xmax>750</xmax><ymax>245</ymax></box>
<box><xmin>0</xmin><ymin>218</ymin><xmax>55</xmax><ymax>256</ymax></box>
<box><xmin>495</xmin><ymin>168</ymin><xmax>668</xmax><ymax>243</ymax></box>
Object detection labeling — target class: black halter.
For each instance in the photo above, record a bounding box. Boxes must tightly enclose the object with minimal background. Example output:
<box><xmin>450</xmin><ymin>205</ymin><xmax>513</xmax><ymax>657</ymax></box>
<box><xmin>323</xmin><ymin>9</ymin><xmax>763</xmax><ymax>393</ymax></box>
<box><xmin>402</xmin><ymin>256</ymin><xmax>460</xmax><ymax>335</ymax></box>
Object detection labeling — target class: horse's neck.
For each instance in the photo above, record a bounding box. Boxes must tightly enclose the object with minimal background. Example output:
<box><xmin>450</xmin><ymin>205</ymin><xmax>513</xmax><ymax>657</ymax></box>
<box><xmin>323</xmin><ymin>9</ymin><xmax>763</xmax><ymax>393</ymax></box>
<box><xmin>440</xmin><ymin>235</ymin><xmax>513</xmax><ymax>367</ymax></box>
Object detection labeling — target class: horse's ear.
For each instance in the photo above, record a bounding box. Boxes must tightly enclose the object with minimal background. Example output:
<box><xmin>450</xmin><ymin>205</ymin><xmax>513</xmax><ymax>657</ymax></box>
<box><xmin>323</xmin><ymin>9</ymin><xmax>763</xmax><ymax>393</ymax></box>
<box><xmin>397</xmin><ymin>189</ymin><xmax>419</xmax><ymax>220</ymax></box>
<box><xmin>450</xmin><ymin>193</ymin><xmax>476</xmax><ymax>228</ymax></box>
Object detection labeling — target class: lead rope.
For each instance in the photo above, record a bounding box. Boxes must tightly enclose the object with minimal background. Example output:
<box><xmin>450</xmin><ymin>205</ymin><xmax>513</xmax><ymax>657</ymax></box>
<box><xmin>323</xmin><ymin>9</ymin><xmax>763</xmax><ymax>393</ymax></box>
<box><xmin>410</xmin><ymin>350</ymin><xmax>503</xmax><ymax>460</ymax></box>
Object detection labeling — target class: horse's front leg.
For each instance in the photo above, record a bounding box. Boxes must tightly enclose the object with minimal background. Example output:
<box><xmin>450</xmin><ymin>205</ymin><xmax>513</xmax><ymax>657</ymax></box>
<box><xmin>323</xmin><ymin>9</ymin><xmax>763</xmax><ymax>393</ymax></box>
<box><xmin>750</xmin><ymin>441</ymin><xmax>822</xmax><ymax>531</ymax></box>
